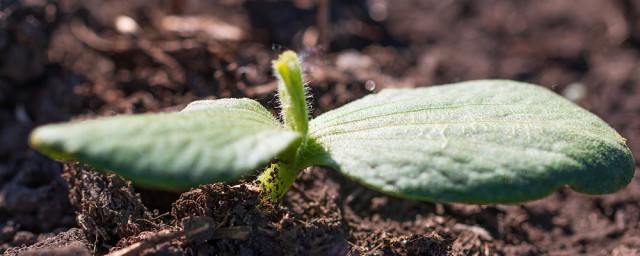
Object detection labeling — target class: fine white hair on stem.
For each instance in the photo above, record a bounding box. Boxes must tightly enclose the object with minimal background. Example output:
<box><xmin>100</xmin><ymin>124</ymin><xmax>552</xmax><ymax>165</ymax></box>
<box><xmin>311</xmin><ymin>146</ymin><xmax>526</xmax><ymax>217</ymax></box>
<box><xmin>273</xmin><ymin>75</ymin><xmax>313</xmax><ymax>126</ymax></box>
<box><xmin>303</xmin><ymin>81</ymin><xmax>313</xmax><ymax>115</ymax></box>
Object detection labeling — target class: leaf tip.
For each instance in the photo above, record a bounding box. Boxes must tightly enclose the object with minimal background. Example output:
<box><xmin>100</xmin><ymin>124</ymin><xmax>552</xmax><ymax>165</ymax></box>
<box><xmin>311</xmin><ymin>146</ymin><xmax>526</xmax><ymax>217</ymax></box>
<box><xmin>28</xmin><ymin>124</ymin><xmax>73</xmax><ymax>160</ymax></box>
<box><xmin>272</xmin><ymin>50</ymin><xmax>299</xmax><ymax>70</ymax></box>
<box><xmin>28</xmin><ymin>126</ymin><xmax>45</xmax><ymax>150</ymax></box>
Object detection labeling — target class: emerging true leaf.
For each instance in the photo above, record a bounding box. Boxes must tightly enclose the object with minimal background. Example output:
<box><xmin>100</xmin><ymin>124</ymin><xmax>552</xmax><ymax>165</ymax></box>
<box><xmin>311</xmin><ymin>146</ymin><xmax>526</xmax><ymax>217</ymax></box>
<box><xmin>307</xmin><ymin>80</ymin><xmax>635</xmax><ymax>203</ymax></box>
<box><xmin>30</xmin><ymin>98</ymin><xmax>302</xmax><ymax>190</ymax></box>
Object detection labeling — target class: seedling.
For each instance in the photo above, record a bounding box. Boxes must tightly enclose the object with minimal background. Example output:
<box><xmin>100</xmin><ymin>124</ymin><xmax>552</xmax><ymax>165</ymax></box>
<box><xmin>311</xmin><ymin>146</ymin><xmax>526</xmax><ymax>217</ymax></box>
<box><xmin>30</xmin><ymin>51</ymin><xmax>634</xmax><ymax>204</ymax></box>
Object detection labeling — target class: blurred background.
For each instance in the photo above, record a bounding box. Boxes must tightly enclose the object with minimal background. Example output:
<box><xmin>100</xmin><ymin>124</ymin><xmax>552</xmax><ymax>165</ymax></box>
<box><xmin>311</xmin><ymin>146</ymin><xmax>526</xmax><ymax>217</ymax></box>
<box><xmin>1</xmin><ymin>0</ymin><xmax>639</xmax><ymax>254</ymax></box>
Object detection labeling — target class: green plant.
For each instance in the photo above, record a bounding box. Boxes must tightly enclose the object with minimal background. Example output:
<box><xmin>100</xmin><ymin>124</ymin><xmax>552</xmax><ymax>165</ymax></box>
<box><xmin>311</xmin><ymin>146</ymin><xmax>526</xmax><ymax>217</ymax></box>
<box><xmin>30</xmin><ymin>51</ymin><xmax>635</xmax><ymax>204</ymax></box>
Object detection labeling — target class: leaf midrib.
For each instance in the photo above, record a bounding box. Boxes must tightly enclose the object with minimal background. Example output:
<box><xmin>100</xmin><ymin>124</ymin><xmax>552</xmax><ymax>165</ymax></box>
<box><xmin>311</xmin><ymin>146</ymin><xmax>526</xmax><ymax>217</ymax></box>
<box><xmin>310</xmin><ymin>119</ymin><xmax>606</xmax><ymax>142</ymax></box>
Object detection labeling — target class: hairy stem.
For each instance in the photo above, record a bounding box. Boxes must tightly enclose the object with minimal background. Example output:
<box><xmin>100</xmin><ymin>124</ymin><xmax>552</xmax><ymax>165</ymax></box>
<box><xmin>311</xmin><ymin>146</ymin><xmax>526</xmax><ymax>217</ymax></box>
<box><xmin>273</xmin><ymin>50</ymin><xmax>309</xmax><ymax>134</ymax></box>
<box><xmin>257</xmin><ymin>51</ymin><xmax>309</xmax><ymax>204</ymax></box>
<box><xmin>256</xmin><ymin>160</ymin><xmax>298</xmax><ymax>204</ymax></box>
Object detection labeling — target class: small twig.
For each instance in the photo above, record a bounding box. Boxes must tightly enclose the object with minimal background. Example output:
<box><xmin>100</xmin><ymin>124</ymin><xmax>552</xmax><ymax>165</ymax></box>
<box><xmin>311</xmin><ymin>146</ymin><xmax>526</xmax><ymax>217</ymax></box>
<box><xmin>106</xmin><ymin>223</ymin><xmax>210</xmax><ymax>256</ymax></box>
<box><xmin>150</xmin><ymin>212</ymin><xmax>171</xmax><ymax>220</ymax></box>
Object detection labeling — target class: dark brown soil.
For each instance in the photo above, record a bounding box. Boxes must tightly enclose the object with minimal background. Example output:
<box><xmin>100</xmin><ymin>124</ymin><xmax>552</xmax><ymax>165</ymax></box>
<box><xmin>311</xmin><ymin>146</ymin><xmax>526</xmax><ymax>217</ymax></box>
<box><xmin>1</xmin><ymin>0</ymin><xmax>639</xmax><ymax>255</ymax></box>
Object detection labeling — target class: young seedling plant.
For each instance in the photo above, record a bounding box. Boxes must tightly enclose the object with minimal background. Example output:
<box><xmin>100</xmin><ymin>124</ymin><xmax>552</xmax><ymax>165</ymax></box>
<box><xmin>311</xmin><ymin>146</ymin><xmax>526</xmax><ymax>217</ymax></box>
<box><xmin>30</xmin><ymin>51</ymin><xmax>635</xmax><ymax>205</ymax></box>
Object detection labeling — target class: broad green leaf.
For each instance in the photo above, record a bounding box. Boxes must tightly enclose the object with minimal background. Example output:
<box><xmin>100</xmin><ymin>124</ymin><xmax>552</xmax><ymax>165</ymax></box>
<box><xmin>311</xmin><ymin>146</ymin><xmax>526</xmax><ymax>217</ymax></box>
<box><xmin>30</xmin><ymin>98</ymin><xmax>302</xmax><ymax>190</ymax></box>
<box><xmin>307</xmin><ymin>80</ymin><xmax>634</xmax><ymax>203</ymax></box>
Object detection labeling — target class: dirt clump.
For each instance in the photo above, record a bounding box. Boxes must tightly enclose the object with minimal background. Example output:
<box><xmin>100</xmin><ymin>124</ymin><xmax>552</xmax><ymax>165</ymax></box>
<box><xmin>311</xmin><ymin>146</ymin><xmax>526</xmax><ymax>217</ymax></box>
<box><xmin>63</xmin><ymin>162</ymin><xmax>158</xmax><ymax>253</ymax></box>
<box><xmin>4</xmin><ymin>228</ymin><xmax>91</xmax><ymax>256</ymax></box>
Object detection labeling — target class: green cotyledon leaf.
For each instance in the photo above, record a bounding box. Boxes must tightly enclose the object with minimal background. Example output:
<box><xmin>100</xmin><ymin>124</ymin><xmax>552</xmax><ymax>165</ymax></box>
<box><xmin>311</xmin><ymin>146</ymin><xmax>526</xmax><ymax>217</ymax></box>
<box><xmin>306</xmin><ymin>80</ymin><xmax>634</xmax><ymax>204</ymax></box>
<box><xmin>29</xmin><ymin>98</ymin><xmax>302</xmax><ymax>190</ymax></box>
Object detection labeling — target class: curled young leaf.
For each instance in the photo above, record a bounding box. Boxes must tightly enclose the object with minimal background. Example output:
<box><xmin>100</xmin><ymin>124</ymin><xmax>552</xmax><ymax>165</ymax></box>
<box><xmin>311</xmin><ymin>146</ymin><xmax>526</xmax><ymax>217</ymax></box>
<box><xmin>308</xmin><ymin>80</ymin><xmax>634</xmax><ymax>203</ymax></box>
<box><xmin>30</xmin><ymin>98</ymin><xmax>302</xmax><ymax>190</ymax></box>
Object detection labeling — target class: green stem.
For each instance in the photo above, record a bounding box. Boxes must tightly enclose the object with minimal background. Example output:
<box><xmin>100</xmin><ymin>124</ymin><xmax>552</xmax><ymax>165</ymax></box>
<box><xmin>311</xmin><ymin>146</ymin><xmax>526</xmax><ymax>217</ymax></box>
<box><xmin>256</xmin><ymin>160</ymin><xmax>298</xmax><ymax>204</ymax></box>
<box><xmin>273</xmin><ymin>51</ymin><xmax>309</xmax><ymax>134</ymax></box>
<box><xmin>256</xmin><ymin>51</ymin><xmax>309</xmax><ymax>204</ymax></box>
